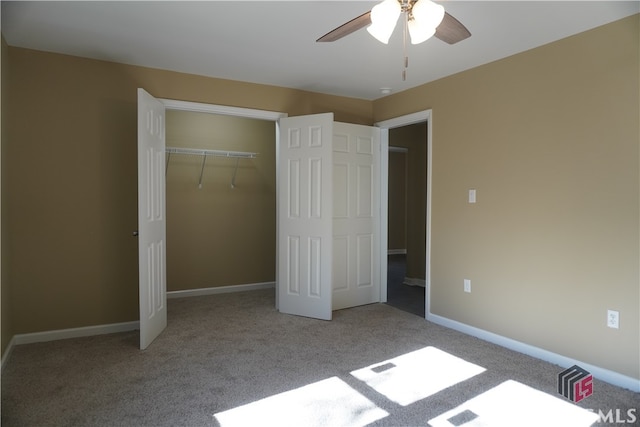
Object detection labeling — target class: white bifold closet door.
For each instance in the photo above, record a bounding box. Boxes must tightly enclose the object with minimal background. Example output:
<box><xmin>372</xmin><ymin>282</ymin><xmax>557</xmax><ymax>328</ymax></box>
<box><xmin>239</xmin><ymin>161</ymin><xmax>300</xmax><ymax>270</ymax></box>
<box><xmin>331</xmin><ymin>122</ymin><xmax>380</xmax><ymax>310</ymax></box>
<box><xmin>137</xmin><ymin>88</ymin><xmax>167</xmax><ymax>349</ymax></box>
<box><xmin>278</xmin><ymin>114</ymin><xmax>380</xmax><ymax>321</ymax></box>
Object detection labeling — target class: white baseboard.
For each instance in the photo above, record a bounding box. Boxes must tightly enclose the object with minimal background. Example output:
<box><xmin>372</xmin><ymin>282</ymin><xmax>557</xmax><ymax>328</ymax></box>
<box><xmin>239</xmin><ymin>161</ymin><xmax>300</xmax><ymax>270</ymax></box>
<box><xmin>4</xmin><ymin>285</ymin><xmax>276</xmax><ymax>354</ymax></box>
<box><xmin>1</xmin><ymin>335</ymin><xmax>17</xmax><ymax>372</ymax></box>
<box><xmin>167</xmin><ymin>281</ymin><xmax>275</xmax><ymax>299</ymax></box>
<box><xmin>388</xmin><ymin>249</ymin><xmax>407</xmax><ymax>255</ymax></box>
<box><xmin>1</xmin><ymin>283</ymin><xmax>274</xmax><ymax>369</ymax></box>
<box><xmin>403</xmin><ymin>277</ymin><xmax>426</xmax><ymax>288</ymax></box>
<box><xmin>2</xmin><ymin>321</ymin><xmax>140</xmax><ymax>372</ymax></box>
<box><xmin>13</xmin><ymin>321</ymin><xmax>140</xmax><ymax>346</ymax></box>
<box><xmin>427</xmin><ymin>313</ymin><xmax>640</xmax><ymax>393</ymax></box>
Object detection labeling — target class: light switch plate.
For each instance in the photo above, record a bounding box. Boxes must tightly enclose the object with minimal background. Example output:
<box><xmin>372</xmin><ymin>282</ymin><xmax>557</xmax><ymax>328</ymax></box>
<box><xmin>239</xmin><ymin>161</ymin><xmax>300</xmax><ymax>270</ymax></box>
<box><xmin>469</xmin><ymin>189</ymin><xmax>476</xmax><ymax>204</ymax></box>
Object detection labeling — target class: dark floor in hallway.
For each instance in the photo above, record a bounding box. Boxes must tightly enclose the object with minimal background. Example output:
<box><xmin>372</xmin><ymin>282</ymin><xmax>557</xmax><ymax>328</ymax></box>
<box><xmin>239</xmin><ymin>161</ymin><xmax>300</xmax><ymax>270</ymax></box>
<box><xmin>385</xmin><ymin>254</ymin><xmax>425</xmax><ymax>317</ymax></box>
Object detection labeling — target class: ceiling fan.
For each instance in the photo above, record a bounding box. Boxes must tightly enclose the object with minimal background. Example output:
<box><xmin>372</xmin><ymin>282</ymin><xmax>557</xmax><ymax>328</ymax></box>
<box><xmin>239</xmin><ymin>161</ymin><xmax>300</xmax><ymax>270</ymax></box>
<box><xmin>317</xmin><ymin>0</ymin><xmax>470</xmax><ymax>45</ymax></box>
<box><xmin>317</xmin><ymin>0</ymin><xmax>471</xmax><ymax>80</ymax></box>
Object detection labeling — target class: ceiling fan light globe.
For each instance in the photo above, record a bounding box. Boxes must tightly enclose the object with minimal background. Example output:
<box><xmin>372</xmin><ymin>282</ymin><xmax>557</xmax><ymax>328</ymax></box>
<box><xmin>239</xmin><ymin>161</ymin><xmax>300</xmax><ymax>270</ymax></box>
<box><xmin>370</xmin><ymin>0</ymin><xmax>401</xmax><ymax>23</ymax></box>
<box><xmin>367</xmin><ymin>0</ymin><xmax>401</xmax><ymax>43</ymax></box>
<box><xmin>411</xmin><ymin>0</ymin><xmax>445</xmax><ymax>30</ymax></box>
<box><xmin>367</xmin><ymin>23</ymin><xmax>396</xmax><ymax>44</ymax></box>
<box><xmin>408</xmin><ymin>19</ymin><xmax>436</xmax><ymax>44</ymax></box>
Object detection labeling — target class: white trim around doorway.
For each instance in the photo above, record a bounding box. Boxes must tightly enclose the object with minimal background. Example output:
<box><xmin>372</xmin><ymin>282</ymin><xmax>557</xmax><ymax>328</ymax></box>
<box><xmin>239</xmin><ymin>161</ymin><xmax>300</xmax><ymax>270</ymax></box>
<box><xmin>375</xmin><ymin>110</ymin><xmax>432</xmax><ymax>317</ymax></box>
<box><xmin>160</xmin><ymin>99</ymin><xmax>287</xmax><ymax>121</ymax></box>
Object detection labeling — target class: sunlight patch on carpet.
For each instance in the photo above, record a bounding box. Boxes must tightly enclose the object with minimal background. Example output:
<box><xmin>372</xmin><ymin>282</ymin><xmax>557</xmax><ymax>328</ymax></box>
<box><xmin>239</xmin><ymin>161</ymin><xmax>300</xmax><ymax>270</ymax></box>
<box><xmin>350</xmin><ymin>346</ymin><xmax>486</xmax><ymax>406</ymax></box>
<box><xmin>213</xmin><ymin>376</ymin><xmax>388</xmax><ymax>427</ymax></box>
<box><xmin>428</xmin><ymin>380</ymin><xmax>600</xmax><ymax>427</ymax></box>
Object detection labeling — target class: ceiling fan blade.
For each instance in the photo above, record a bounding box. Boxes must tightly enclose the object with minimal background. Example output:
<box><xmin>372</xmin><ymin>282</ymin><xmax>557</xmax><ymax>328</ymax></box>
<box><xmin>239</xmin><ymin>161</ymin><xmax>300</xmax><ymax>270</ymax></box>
<box><xmin>435</xmin><ymin>11</ymin><xmax>471</xmax><ymax>44</ymax></box>
<box><xmin>317</xmin><ymin>11</ymin><xmax>372</xmax><ymax>42</ymax></box>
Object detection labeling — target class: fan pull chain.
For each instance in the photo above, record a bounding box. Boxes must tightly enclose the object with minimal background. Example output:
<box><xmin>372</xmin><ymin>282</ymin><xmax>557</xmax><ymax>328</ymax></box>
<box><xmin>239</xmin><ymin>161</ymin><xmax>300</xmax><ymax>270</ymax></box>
<box><xmin>402</xmin><ymin>9</ymin><xmax>409</xmax><ymax>81</ymax></box>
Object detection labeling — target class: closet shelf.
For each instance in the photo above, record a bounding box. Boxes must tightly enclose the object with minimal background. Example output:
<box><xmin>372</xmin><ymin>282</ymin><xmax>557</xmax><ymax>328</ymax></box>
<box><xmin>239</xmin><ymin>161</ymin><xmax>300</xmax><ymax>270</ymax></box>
<box><xmin>165</xmin><ymin>146</ymin><xmax>258</xmax><ymax>159</ymax></box>
<box><xmin>165</xmin><ymin>146</ymin><xmax>257</xmax><ymax>189</ymax></box>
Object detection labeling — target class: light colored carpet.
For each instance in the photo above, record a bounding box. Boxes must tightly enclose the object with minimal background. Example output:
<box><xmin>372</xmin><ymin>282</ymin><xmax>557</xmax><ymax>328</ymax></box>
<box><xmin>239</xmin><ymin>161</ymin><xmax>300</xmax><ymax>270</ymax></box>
<box><xmin>2</xmin><ymin>289</ymin><xmax>638</xmax><ymax>426</ymax></box>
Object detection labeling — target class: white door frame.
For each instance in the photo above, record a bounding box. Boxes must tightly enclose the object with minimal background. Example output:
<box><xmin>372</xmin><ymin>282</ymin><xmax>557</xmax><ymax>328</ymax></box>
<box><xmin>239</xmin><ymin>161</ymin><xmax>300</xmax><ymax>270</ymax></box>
<box><xmin>157</xmin><ymin>98</ymin><xmax>287</xmax><ymax>305</ymax></box>
<box><xmin>375</xmin><ymin>110</ymin><xmax>432</xmax><ymax>318</ymax></box>
<box><xmin>160</xmin><ymin>99</ymin><xmax>287</xmax><ymax>122</ymax></box>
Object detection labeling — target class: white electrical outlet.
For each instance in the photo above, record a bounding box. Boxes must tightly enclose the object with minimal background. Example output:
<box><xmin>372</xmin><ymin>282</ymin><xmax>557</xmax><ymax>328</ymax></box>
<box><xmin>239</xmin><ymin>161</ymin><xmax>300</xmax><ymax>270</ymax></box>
<box><xmin>607</xmin><ymin>310</ymin><xmax>619</xmax><ymax>329</ymax></box>
<box><xmin>464</xmin><ymin>279</ymin><xmax>471</xmax><ymax>293</ymax></box>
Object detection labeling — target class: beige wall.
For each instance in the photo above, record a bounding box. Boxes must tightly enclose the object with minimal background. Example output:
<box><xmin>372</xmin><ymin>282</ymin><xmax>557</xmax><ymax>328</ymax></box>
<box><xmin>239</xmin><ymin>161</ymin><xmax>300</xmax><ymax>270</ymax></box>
<box><xmin>387</xmin><ymin>150</ymin><xmax>407</xmax><ymax>250</ymax></box>
<box><xmin>389</xmin><ymin>124</ymin><xmax>427</xmax><ymax>280</ymax></box>
<box><xmin>3</xmin><ymin>46</ymin><xmax>373</xmax><ymax>345</ymax></box>
<box><xmin>165</xmin><ymin>111</ymin><xmax>276</xmax><ymax>290</ymax></box>
<box><xmin>375</xmin><ymin>15</ymin><xmax>640</xmax><ymax>379</ymax></box>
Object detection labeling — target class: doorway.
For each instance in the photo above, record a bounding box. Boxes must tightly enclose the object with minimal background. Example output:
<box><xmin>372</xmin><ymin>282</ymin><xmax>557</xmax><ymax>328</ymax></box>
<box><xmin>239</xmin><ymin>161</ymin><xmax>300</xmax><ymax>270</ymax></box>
<box><xmin>162</xmin><ymin>101</ymin><xmax>286</xmax><ymax>298</ymax></box>
<box><xmin>138</xmin><ymin>93</ymin><xmax>287</xmax><ymax>348</ymax></box>
<box><xmin>139</xmin><ymin>95</ymin><xmax>387</xmax><ymax>346</ymax></box>
<box><xmin>376</xmin><ymin>110</ymin><xmax>432</xmax><ymax>319</ymax></box>
<box><xmin>385</xmin><ymin>125</ymin><xmax>427</xmax><ymax>317</ymax></box>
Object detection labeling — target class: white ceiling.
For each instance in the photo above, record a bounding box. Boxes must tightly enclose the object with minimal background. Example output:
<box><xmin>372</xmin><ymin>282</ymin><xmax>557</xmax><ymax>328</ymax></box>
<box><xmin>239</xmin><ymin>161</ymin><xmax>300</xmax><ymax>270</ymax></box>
<box><xmin>2</xmin><ymin>1</ymin><xmax>638</xmax><ymax>100</ymax></box>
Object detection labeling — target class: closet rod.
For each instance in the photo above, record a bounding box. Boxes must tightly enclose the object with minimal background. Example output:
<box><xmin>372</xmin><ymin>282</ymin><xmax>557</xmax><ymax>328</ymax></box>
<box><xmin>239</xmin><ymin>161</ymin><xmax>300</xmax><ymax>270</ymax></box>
<box><xmin>166</xmin><ymin>146</ymin><xmax>258</xmax><ymax>159</ymax></box>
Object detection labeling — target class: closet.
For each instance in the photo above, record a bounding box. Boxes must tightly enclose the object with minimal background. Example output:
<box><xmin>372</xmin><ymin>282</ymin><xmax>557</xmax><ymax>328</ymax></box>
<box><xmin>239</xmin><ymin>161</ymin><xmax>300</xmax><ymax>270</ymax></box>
<box><xmin>165</xmin><ymin>110</ymin><xmax>276</xmax><ymax>294</ymax></box>
<box><xmin>138</xmin><ymin>96</ymin><xmax>384</xmax><ymax>349</ymax></box>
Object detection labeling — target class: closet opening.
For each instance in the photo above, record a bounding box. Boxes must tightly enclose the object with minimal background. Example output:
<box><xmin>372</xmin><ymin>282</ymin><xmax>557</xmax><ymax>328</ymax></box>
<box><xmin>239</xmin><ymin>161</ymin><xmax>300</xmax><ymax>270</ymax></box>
<box><xmin>161</xmin><ymin>101</ymin><xmax>285</xmax><ymax>300</ymax></box>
